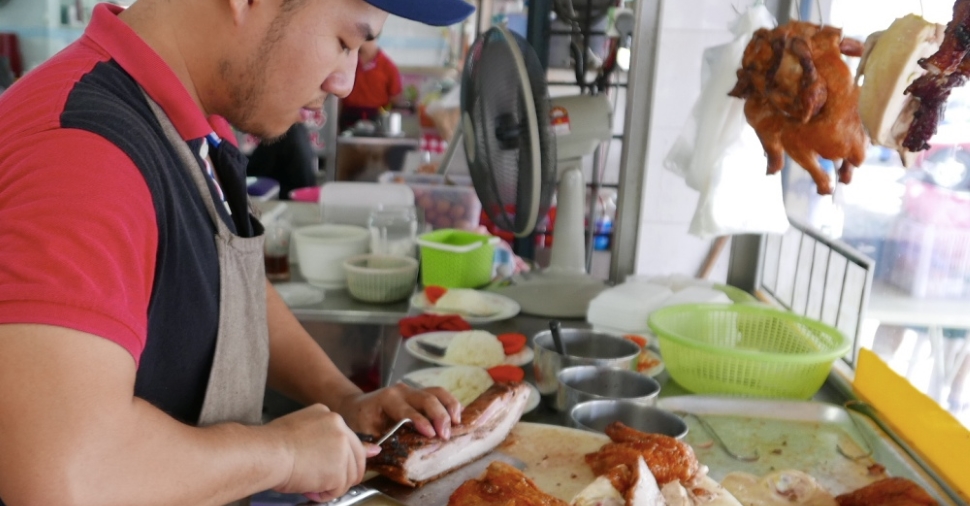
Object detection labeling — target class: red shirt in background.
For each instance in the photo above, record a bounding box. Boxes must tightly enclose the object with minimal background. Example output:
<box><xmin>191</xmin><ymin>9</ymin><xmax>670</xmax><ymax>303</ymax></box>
<box><xmin>343</xmin><ymin>49</ymin><xmax>402</xmax><ymax>109</ymax></box>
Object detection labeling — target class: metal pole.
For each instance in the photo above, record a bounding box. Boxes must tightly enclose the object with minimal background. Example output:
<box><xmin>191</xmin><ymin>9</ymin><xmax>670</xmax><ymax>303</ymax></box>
<box><xmin>586</xmin><ymin>142</ymin><xmax>603</xmax><ymax>273</ymax></box>
<box><xmin>608</xmin><ymin>0</ymin><xmax>661</xmax><ymax>283</ymax></box>
<box><xmin>526</xmin><ymin>0</ymin><xmax>551</xmax><ymax>69</ymax></box>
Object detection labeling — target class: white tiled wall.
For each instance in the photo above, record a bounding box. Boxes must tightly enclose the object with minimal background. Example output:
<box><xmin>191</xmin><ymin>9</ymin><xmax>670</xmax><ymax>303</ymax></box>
<box><xmin>380</xmin><ymin>17</ymin><xmax>454</xmax><ymax>68</ymax></box>
<box><xmin>632</xmin><ymin>0</ymin><xmax>740</xmax><ymax>281</ymax></box>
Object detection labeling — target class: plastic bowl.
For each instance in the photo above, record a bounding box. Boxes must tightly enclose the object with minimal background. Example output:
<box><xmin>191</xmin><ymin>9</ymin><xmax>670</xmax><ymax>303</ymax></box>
<box><xmin>293</xmin><ymin>224</ymin><xmax>370</xmax><ymax>289</ymax></box>
<box><xmin>648</xmin><ymin>304</ymin><xmax>851</xmax><ymax>399</ymax></box>
<box><xmin>343</xmin><ymin>254</ymin><xmax>419</xmax><ymax>303</ymax></box>
<box><xmin>569</xmin><ymin>400</ymin><xmax>688</xmax><ymax>439</ymax></box>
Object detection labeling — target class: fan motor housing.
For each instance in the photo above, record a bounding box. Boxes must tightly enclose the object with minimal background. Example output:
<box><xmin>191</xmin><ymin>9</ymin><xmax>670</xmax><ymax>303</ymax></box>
<box><xmin>549</xmin><ymin>95</ymin><xmax>613</xmax><ymax>161</ymax></box>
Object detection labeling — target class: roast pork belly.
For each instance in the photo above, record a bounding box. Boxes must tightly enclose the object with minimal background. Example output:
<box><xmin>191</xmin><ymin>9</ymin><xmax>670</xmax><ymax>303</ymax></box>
<box><xmin>368</xmin><ymin>381</ymin><xmax>532</xmax><ymax>486</ymax></box>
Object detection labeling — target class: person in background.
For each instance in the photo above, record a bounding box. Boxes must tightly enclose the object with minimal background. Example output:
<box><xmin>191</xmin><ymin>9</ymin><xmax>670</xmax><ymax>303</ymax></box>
<box><xmin>339</xmin><ymin>38</ymin><xmax>403</xmax><ymax>131</ymax></box>
<box><xmin>0</xmin><ymin>0</ymin><xmax>473</xmax><ymax>504</ymax></box>
<box><xmin>247</xmin><ymin>122</ymin><xmax>318</xmax><ymax>199</ymax></box>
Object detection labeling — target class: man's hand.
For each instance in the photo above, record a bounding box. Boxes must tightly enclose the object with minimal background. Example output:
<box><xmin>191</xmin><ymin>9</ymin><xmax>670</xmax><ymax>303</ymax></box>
<box><xmin>268</xmin><ymin>404</ymin><xmax>381</xmax><ymax>502</ymax></box>
<box><xmin>334</xmin><ymin>383</ymin><xmax>462</xmax><ymax>440</ymax></box>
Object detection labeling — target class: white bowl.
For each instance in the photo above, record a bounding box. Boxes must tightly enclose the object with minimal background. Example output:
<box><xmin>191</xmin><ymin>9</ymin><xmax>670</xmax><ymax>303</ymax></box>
<box><xmin>293</xmin><ymin>224</ymin><xmax>370</xmax><ymax>288</ymax></box>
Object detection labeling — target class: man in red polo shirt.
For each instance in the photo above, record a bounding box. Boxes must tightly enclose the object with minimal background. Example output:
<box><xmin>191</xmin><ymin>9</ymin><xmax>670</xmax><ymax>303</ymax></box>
<box><xmin>339</xmin><ymin>39</ymin><xmax>403</xmax><ymax>131</ymax></box>
<box><xmin>0</xmin><ymin>0</ymin><xmax>473</xmax><ymax>504</ymax></box>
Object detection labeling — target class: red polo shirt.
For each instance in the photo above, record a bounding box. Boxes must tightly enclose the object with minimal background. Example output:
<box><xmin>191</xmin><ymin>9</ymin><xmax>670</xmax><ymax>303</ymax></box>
<box><xmin>343</xmin><ymin>50</ymin><xmax>403</xmax><ymax>109</ymax></box>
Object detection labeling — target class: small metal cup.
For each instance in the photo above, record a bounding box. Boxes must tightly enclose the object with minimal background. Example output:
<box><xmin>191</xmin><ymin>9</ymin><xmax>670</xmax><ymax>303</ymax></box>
<box><xmin>556</xmin><ymin>365</ymin><xmax>661</xmax><ymax>413</ymax></box>
<box><xmin>569</xmin><ymin>399</ymin><xmax>689</xmax><ymax>439</ymax></box>
<box><xmin>533</xmin><ymin>329</ymin><xmax>641</xmax><ymax>401</ymax></box>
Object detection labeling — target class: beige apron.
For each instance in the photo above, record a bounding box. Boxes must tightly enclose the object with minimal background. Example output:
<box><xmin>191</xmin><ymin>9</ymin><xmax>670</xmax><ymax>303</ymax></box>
<box><xmin>146</xmin><ymin>95</ymin><xmax>270</xmax><ymax>506</ymax></box>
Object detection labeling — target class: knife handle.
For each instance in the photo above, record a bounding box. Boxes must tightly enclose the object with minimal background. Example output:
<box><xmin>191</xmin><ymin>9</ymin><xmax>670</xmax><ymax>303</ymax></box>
<box><xmin>316</xmin><ymin>485</ymin><xmax>380</xmax><ymax>505</ymax></box>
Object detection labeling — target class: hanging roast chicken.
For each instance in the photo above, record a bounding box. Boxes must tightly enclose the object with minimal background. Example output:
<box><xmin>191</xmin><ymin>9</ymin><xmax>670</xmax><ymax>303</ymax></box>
<box><xmin>729</xmin><ymin>22</ymin><xmax>868</xmax><ymax>195</ymax></box>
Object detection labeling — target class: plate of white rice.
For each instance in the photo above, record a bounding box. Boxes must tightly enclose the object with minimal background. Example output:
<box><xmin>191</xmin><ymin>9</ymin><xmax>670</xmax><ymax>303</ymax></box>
<box><xmin>402</xmin><ymin>365</ymin><xmax>540</xmax><ymax>413</ymax></box>
<box><xmin>410</xmin><ymin>289</ymin><xmax>521</xmax><ymax>324</ymax></box>
<box><xmin>405</xmin><ymin>330</ymin><xmax>534</xmax><ymax>367</ymax></box>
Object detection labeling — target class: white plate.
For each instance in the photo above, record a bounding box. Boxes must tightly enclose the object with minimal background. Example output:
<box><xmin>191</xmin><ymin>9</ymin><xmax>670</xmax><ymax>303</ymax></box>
<box><xmin>402</xmin><ymin>366</ymin><xmax>540</xmax><ymax>413</ymax></box>
<box><xmin>404</xmin><ymin>331</ymin><xmax>534</xmax><ymax>367</ymax></box>
<box><xmin>410</xmin><ymin>290</ymin><xmax>521</xmax><ymax>323</ymax></box>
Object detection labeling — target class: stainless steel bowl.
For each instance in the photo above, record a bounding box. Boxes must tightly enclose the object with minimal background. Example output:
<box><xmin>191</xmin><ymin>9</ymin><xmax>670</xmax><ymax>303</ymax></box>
<box><xmin>533</xmin><ymin>329</ymin><xmax>641</xmax><ymax>400</ymax></box>
<box><xmin>569</xmin><ymin>400</ymin><xmax>688</xmax><ymax>439</ymax></box>
<box><xmin>556</xmin><ymin>365</ymin><xmax>660</xmax><ymax>412</ymax></box>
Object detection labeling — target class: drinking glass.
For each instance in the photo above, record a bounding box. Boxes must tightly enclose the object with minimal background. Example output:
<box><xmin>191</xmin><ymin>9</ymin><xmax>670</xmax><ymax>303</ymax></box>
<box><xmin>263</xmin><ymin>220</ymin><xmax>292</xmax><ymax>282</ymax></box>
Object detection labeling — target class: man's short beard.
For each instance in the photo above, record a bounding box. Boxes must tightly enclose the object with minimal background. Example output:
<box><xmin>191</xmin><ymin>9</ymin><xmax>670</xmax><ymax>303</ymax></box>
<box><xmin>216</xmin><ymin>4</ymin><xmax>297</xmax><ymax>138</ymax></box>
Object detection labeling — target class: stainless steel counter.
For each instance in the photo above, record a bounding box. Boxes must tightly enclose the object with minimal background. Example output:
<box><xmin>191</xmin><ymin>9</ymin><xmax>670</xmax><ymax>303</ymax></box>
<box><xmin>264</xmin><ymin>280</ymin><xmax>412</xmax><ymax>419</ymax></box>
<box><xmin>381</xmin><ymin>313</ymin><xmax>848</xmax><ymax>426</ymax></box>
<box><xmin>288</xmin><ymin>284</ymin><xmax>410</xmax><ymax>325</ymax></box>
<box><xmin>277</xmin><ymin>292</ymin><xmax>961</xmax><ymax>504</ymax></box>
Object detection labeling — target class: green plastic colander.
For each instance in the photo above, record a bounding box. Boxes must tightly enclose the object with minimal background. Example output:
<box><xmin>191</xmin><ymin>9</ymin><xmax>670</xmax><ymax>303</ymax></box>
<box><xmin>648</xmin><ymin>304</ymin><xmax>851</xmax><ymax>399</ymax></box>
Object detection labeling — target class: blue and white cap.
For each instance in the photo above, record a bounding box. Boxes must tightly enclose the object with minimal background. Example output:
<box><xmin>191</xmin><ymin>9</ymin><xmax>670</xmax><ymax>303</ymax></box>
<box><xmin>363</xmin><ymin>0</ymin><xmax>475</xmax><ymax>26</ymax></box>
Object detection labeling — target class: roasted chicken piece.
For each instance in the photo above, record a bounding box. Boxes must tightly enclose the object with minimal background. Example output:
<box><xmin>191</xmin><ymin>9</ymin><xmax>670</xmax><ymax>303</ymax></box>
<box><xmin>835</xmin><ymin>477</ymin><xmax>938</xmax><ymax>506</ymax></box>
<box><xmin>584</xmin><ymin>422</ymin><xmax>700</xmax><ymax>486</ymax></box>
<box><xmin>904</xmin><ymin>0</ymin><xmax>970</xmax><ymax>151</ymax></box>
<box><xmin>731</xmin><ymin>22</ymin><xmax>826</xmax><ymax>123</ymax></box>
<box><xmin>729</xmin><ymin>21</ymin><xmax>867</xmax><ymax>195</ymax></box>
<box><xmin>447</xmin><ymin>461</ymin><xmax>569</xmax><ymax>506</ymax></box>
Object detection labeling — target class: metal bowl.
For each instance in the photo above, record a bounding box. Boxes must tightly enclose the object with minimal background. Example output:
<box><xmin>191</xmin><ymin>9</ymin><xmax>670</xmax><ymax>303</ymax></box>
<box><xmin>556</xmin><ymin>365</ymin><xmax>661</xmax><ymax>413</ymax></box>
<box><xmin>533</xmin><ymin>329</ymin><xmax>641</xmax><ymax>399</ymax></box>
<box><xmin>569</xmin><ymin>399</ymin><xmax>689</xmax><ymax>439</ymax></box>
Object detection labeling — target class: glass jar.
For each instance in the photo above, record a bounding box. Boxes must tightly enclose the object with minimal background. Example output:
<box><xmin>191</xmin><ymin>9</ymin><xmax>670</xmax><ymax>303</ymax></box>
<box><xmin>368</xmin><ymin>206</ymin><xmax>418</xmax><ymax>258</ymax></box>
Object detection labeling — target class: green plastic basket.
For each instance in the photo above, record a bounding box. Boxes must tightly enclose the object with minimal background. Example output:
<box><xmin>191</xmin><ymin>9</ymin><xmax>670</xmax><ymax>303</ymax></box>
<box><xmin>416</xmin><ymin>229</ymin><xmax>498</xmax><ymax>288</ymax></box>
<box><xmin>648</xmin><ymin>304</ymin><xmax>851</xmax><ymax>399</ymax></box>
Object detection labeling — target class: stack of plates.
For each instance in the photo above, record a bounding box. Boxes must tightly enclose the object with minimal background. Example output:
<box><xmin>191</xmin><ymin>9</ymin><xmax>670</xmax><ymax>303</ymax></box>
<box><xmin>587</xmin><ymin>282</ymin><xmax>672</xmax><ymax>335</ymax></box>
<box><xmin>587</xmin><ymin>281</ymin><xmax>733</xmax><ymax>336</ymax></box>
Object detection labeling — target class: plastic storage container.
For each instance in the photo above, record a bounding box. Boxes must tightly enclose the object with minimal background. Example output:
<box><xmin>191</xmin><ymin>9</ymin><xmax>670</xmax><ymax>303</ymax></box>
<box><xmin>648</xmin><ymin>304</ymin><xmax>851</xmax><ymax>399</ymax></box>
<box><xmin>378</xmin><ymin>172</ymin><xmax>481</xmax><ymax>230</ymax></box>
<box><xmin>883</xmin><ymin>215</ymin><xmax>970</xmax><ymax>299</ymax></box>
<box><xmin>416</xmin><ymin>229</ymin><xmax>498</xmax><ymax>288</ymax></box>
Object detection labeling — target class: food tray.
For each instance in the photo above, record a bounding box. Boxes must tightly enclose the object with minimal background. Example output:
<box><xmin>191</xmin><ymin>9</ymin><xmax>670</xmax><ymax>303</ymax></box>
<box><xmin>656</xmin><ymin>395</ymin><xmax>960</xmax><ymax>505</ymax></box>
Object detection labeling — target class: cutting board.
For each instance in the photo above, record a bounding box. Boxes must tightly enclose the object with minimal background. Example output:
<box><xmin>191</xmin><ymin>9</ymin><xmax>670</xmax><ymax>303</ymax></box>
<box><xmin>360</xmin><ymin>422</ymin><xmax>610</xmax><ymax>505</ymax></box>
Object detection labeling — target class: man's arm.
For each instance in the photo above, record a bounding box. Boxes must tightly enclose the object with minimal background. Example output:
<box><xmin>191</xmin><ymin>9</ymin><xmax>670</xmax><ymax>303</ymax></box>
<box><xmin>0</xmin><ymin>323</ymin><xmax>369</xmax><ymax>505</ymax></box>
<box><xmin>264</xmin><ymin>281</ymin><xmax>462</xmax><ymax>438</ymax></box>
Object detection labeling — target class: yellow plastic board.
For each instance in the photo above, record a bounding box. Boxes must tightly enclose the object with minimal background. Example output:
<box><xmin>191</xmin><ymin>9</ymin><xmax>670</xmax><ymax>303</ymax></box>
<box><xmin>853</xmin><ymin>348</ymin><xmax>970</xmax><ymax>501</ymax></box>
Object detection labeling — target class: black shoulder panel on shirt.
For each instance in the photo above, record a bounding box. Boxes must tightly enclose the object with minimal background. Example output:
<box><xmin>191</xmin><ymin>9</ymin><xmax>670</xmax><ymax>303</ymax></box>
<box><xmin>60</xmin><ymin>60</ymin><xmax>219</xmax><ymax>424</ymax></box>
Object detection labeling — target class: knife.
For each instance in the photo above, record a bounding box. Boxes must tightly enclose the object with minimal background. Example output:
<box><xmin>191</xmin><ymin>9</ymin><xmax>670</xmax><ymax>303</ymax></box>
<box><xmin>414</xmin><ymin>339</ymin><xmax>447</xmax><ymax>357</ymax></box>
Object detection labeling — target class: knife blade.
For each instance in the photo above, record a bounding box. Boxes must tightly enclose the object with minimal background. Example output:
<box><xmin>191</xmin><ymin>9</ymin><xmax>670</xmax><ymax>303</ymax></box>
<box><xmin>366</xmin><ymin>451</ymin><xmax>527</xmax><ymax>505</ymax></box>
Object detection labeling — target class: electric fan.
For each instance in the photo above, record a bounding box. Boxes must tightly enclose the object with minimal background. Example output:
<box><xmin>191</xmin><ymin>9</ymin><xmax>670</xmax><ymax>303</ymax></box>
<box><xmin>440</xmin><ymin>26</ymin><xmax>613</xmax><ymax>318</ymax></box>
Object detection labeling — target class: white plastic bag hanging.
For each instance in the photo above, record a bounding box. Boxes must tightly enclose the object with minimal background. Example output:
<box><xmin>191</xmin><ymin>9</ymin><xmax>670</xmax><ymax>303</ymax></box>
<box><xmin>663</xmin><ymin>5</ymin><xmax>789</xmax><ymax>239</ymax></box>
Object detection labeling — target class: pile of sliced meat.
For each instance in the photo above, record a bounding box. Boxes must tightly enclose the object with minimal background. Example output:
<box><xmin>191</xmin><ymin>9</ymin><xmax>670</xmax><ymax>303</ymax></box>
<box><xmin>446</xmin><ymin>422</ymin><xmax>740</xmax><ymax>506</ymax></box>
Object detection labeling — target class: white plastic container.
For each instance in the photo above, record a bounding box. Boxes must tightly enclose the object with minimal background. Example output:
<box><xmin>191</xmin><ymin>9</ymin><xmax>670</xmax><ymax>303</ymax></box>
<box><xmin>318</xmin><ymin>182</ymin><xmax>414</xmax><ymax>227</ymax></box>
<box><xmin>293</xmin><ymin>224</ymin><xmax>370</xmax><ymax>288</ymax></box>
